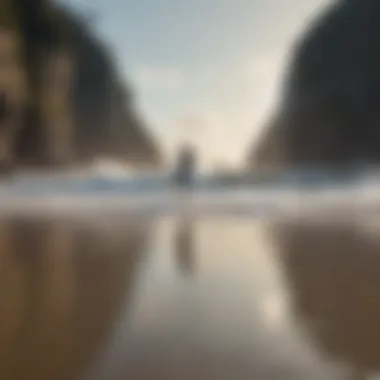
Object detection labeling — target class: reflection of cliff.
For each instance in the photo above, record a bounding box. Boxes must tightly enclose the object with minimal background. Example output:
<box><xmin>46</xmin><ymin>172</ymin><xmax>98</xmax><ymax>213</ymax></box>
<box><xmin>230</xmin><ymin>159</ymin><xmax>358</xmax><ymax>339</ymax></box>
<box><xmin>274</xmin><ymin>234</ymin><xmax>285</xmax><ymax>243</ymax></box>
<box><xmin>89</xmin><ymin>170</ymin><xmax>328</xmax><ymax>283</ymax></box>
<box><xmin>0</xmin><ymin>217</ymin><xmax>148</xmax><ymax>380</ymax></box>
<box><xmin>0</xmin><ymin>0</ymin><xmax>161</xmax><ymax>170</ymax></box>
<box><xmin>247</xmin><ymin>1</ymin><xmax>380</xmax><ymax>169</ymax></box>
<box><xmin>276</xmin><ymin>224</ymin><xmax>380</xmax><ymax>376</ymax></box>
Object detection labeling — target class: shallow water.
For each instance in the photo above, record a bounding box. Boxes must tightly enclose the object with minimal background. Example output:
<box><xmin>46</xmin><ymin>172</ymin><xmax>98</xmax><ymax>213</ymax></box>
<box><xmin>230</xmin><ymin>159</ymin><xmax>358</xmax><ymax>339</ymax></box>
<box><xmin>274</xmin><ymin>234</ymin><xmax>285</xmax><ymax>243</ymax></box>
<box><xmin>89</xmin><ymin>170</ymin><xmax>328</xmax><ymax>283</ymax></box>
<box><xmin>0</xmin><ymin>215</ymin><xmax>377</xmax><ymax>379</ymax></box>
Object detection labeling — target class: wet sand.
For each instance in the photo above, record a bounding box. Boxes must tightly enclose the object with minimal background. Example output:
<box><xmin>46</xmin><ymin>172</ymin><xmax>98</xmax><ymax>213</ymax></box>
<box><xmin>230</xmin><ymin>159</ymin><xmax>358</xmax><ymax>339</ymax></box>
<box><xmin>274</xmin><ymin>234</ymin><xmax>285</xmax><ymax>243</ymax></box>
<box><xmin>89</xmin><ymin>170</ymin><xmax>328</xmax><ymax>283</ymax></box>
<box><xmin>0</xmin><ymin>215</ymin><xmax>376</xmax><ymax>379</ymax></box>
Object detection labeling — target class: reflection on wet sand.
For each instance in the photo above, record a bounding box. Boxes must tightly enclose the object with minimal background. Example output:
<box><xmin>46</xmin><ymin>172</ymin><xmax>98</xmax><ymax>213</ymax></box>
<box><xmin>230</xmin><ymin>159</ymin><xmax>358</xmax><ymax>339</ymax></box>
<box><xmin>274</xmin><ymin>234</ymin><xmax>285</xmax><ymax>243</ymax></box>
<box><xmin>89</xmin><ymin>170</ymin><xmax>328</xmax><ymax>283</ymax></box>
<box><xmin>174</xmin><ymin>219</ymin><xmax>195</xmax><ymax>277</ymax></box>
<box><xmin>88</xmin><ymin>218</ymin><xmax>344</xmax><ymax>380</ymax></box>
<box><xmin>276</xmin><ymin>222</ymin><xmax>380</xmax><ymax>380</ymax></box>
<box><xmin>1</xmin><ymin>215</ymin><xmax>377</xmax><ymax>380</ymax></box>
<box><xmin>0</xmin><ymin>217</ymin><xmax>149</xmax><ymax>380</ymax></box>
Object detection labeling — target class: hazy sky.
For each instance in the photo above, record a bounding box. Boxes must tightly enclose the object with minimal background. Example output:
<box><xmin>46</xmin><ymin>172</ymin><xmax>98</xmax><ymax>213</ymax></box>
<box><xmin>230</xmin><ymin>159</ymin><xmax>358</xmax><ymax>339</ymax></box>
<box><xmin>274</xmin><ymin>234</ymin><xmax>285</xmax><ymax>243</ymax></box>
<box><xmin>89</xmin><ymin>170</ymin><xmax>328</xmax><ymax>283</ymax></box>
<box><xmin>65</xmin><ymin>0</ymin><xmax>331</xmax><ymax>167</ymax></box>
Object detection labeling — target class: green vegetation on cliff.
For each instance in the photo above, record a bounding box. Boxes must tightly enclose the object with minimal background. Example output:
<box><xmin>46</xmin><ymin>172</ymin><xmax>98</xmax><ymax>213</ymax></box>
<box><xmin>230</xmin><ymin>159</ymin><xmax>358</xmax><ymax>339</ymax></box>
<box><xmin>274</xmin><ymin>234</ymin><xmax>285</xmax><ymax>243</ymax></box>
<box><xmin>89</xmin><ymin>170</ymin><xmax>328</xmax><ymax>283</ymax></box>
<box><xmin>0</xmin><ymin>2</ymin><xmax>17</xmax><ymax>29</ymax></box>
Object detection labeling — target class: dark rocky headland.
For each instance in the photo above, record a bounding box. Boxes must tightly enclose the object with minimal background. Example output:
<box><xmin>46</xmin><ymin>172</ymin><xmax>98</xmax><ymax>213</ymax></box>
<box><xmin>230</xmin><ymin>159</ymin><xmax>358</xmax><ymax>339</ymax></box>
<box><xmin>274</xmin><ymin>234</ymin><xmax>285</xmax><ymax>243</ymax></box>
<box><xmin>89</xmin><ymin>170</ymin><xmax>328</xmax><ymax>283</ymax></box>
<box><xmin>0</xmin><ymin>0</ymin><xmax>161</xmax><ymax>172</ymax></box>
<box><xmin>248</xmin><ymin>0</ymin><xmax>380</xmax><ymax>170</ymax></box>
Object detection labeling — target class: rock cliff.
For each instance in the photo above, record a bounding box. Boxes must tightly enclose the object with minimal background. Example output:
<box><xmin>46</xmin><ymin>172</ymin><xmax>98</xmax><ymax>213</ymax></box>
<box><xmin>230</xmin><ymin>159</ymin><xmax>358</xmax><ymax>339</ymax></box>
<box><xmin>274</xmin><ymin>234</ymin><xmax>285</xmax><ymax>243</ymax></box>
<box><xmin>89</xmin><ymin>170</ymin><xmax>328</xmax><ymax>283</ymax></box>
<box><xmin>0</xmin><ymin>0</ymin><xmax>161</xmax><ymax>171</ymax></box>
<box><xmin>248</xmin><ymin>0</ymin><xmax>380</xmax><ymax>169</ymax></box>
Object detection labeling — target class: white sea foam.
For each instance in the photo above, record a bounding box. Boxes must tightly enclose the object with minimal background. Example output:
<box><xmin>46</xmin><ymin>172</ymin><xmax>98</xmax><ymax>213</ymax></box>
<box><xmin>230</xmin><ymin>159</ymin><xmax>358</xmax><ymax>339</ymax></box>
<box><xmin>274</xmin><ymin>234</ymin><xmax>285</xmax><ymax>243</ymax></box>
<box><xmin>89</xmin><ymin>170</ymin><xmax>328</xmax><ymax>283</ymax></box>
<box><xmin>0</xmin><ymin>170</ymin><xmax>378</xmax><ymax>221</ymax></box>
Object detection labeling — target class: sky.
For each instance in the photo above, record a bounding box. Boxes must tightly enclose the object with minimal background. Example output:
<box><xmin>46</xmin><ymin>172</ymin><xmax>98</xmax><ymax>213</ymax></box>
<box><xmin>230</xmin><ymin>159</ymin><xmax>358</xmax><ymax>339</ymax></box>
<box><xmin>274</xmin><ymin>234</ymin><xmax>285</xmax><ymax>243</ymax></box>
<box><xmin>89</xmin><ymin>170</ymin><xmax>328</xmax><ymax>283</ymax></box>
<box><xmin>64</xmin><ymin>0</ymin><xmax>331</xmax><ymax>168</ymax></box>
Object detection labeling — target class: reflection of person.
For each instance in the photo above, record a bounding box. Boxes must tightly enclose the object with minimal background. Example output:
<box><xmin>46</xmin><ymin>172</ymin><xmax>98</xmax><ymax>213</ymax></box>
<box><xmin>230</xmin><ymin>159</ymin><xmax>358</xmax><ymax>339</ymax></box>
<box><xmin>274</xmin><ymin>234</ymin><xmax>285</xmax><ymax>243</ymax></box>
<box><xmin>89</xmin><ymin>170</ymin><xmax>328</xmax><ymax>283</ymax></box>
<box><xmin>174</xmin><ymin>219</ymin><xmax>195</xmax><ymax>276</ymax></box>
<box><xmin>0</xmin><ymin>94</ymin><xmax>9</xmax><ymax>123</ymax></box>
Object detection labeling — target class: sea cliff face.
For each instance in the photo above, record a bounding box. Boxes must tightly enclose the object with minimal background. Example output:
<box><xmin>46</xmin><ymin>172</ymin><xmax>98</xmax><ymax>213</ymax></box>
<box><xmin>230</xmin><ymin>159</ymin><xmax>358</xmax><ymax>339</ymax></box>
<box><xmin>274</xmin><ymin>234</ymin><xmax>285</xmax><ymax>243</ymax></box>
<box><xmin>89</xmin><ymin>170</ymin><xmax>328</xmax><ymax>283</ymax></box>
<box><xmin>246</xmin><ymin>115</ymin><xmax>286</xmax><ymax>171</ymax></box>
<box><xmin>248</xmin><ymin>0</ymin><xmax>380</xmax><ymax>170</ymax></box>
<box><xmin>0</xmin><ymin>0</ymin><xmax>161</xmax><ymax>171</ymax></box>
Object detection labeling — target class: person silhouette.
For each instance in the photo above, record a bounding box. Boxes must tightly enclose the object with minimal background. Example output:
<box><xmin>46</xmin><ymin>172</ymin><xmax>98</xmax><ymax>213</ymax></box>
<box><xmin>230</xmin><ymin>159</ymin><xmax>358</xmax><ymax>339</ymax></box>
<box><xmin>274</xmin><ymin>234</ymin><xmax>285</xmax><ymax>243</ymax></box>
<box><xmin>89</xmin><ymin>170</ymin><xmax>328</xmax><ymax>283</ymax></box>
<box><xmin>172</xmin><ymin>145</ymin><xmax>196</xmax><ymax>189</ymax></box>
